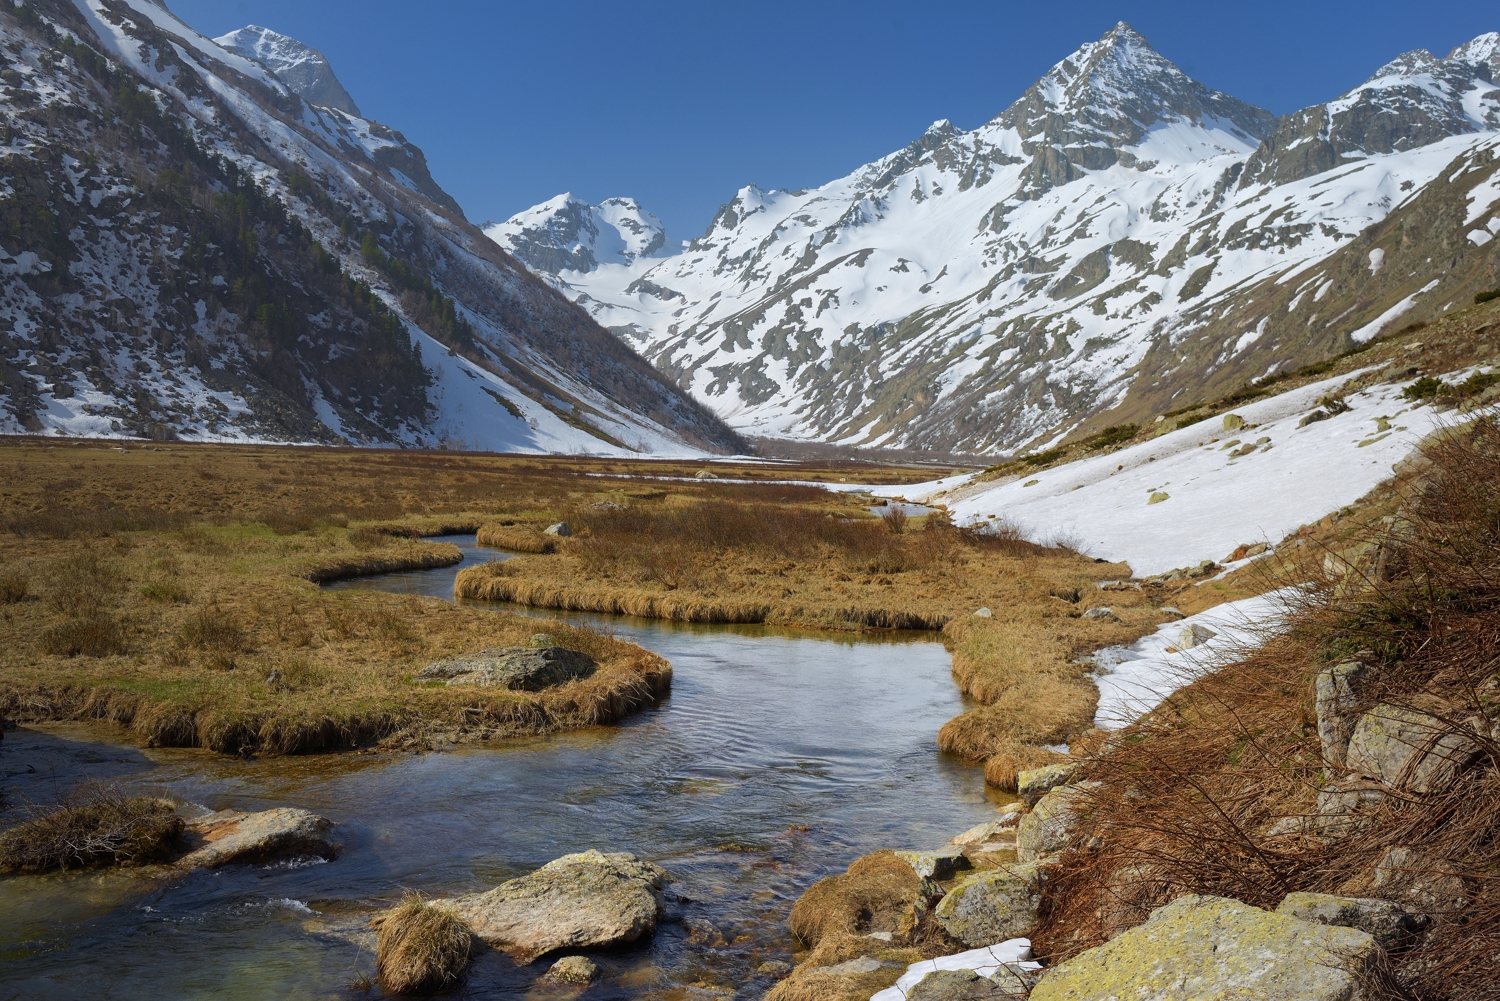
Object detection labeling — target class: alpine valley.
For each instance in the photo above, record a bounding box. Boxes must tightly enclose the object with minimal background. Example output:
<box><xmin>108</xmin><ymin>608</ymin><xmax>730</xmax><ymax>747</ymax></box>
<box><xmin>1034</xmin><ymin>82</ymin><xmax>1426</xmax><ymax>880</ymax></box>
<box><xmin>490</xmin><ymin>23</ymin><xmax>1500</xmax><ymax>454</ymax></box>
<box><xmin>0</xmin><ymin>0</ymin><xmax>743</xmax><ymax>454</ymax></box>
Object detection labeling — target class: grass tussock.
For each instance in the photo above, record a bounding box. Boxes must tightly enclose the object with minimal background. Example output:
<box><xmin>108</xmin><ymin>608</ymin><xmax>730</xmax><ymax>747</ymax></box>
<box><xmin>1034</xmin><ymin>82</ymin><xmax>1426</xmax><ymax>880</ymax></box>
<box><xmin>475</xmin><ymin>522</ymin><xmax>557</xmax><ymax>554</ymax></box>
<box><xmin>0</xmin><ymin>784</ymin><xmax>183</xmax><ymax>873</ymax></box>
<box><xmin>1032</xmin><ymin>417</ymin><xmax>1500</xmax><ymax>1001</ymax></box>
<box><xmin>374</xmin><ymin>894</ymin><xmax>473</xmax><ymax>995</ymax></box>
<box><xmin>789</xmin><ymin>850</ymin><xmax>924</xmax><ymax>947</ymax></box>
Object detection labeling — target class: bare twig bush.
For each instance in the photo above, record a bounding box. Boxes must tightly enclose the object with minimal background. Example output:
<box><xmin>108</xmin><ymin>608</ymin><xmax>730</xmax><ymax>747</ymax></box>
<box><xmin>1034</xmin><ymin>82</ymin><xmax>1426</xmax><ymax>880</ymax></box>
<box><xmin>879</xmin><ymin>506</ymin><xmax>908</xmax><ymax>535</ymax></box>
<box><xmin>39</xmin><ymin>615</ymin><xmax>127</xmax><ymax>657</ymax></box>
<box><xmin>0</xmin><ymin>572</ymin><xmax>26</xmax><ymax>603</ymax></box>
<box><xmin>0</xmin><ymin>784</ymin><xmax>182</xmax><ymax>873</ymax></box>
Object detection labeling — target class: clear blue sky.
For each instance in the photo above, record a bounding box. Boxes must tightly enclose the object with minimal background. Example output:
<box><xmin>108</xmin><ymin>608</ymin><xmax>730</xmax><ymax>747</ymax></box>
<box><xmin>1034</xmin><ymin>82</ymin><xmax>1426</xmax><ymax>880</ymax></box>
<box><xmin>169</xmin><ymin>1</ymin><xmax>1496</xmax><ymax>242</ymax></box>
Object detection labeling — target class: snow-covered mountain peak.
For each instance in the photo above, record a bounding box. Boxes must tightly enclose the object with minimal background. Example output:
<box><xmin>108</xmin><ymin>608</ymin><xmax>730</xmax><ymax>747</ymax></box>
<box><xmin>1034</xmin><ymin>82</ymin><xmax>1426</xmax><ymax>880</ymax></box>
<box><xmin>1450</xmin><ymin>31</ymin><xmax>1500</xmax><ymax>72</ymax></box>
<box><xmin>214</xmin><ymin>24</ymin><xmax>361</xmax><ymax>116</ymax></box>
<box><xmin>997</xmin><ymin>21</ymin><xmax>1273</xmax><ymax>148</ymax></box>
<box><xmin>485</xmin><ymin>194</ymin><xmax>668</xmax><ymax>275</ymax></box>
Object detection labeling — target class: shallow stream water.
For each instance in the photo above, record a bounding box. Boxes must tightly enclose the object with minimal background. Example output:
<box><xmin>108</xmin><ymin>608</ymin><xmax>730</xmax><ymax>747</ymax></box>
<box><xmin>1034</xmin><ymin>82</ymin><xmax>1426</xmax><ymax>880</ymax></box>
<box><xmin>0</xmin><ymin>537</ymin><xmax>998</xmax><ymax>1000</ymax></box>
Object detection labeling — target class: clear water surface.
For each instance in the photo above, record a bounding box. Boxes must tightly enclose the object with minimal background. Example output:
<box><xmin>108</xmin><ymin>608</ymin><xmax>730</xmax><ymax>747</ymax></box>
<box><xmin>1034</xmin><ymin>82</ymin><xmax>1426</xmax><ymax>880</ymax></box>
<box><xmin>0</xmin><ymin>536</ymin><xmax>999</xmax><ymax>1000</ymax></box>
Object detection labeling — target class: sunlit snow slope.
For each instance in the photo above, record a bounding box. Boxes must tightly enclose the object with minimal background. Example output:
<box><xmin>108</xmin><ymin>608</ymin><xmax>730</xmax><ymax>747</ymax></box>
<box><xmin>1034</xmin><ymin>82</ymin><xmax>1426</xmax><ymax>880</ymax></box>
<box><xmin>493</xmin><ymin>23</ymin><xmax>1500</xmax><ymax>455</ymax></box>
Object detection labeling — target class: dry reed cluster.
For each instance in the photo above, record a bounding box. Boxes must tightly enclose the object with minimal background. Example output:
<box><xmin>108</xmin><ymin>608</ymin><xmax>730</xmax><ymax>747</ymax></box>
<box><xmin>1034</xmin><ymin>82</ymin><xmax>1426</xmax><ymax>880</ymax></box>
<box><xmin>1032</xmin><ymin>417</ymin><xmax>1500</xmax><ymax>1001</ymax></box>
<box><xmin>0</xmin><ymin>784</ymin><xmax>183</xmax><ymax>873</ymax></box>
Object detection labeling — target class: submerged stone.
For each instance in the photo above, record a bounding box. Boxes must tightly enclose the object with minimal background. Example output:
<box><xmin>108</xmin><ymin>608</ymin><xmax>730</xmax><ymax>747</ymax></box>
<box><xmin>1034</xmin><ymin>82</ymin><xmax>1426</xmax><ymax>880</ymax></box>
<box><xmin>417</xmin><ymin>647</ymin><xmax>596</xmax><ymax>690</ymax></box>
<box><xmin>541</xmin><ymin>955</ymin><xmax>600</xmax><ymax>984</ymax></box>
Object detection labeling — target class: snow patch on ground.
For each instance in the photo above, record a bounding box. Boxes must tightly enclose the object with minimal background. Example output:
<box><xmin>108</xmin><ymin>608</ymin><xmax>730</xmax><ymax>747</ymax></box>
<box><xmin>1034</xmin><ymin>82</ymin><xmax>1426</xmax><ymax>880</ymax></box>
<box><xmin>909</xmin><ymin>372</ymin><xmax>1474</xmax><ymax>576</ymax></box>
<box><xmin>869</xmin><ymin>941</ymin><xmax>1039</xmax><ymax>1001</ymax></box>
<box><xmin>1092</xmin><ymin>590</ymin><xmax>1297</xmax><ymax>729</ymax></box>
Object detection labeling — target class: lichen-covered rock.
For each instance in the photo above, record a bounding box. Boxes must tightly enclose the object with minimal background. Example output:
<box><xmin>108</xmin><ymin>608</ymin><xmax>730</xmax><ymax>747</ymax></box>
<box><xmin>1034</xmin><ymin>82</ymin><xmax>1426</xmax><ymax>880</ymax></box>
<box><xmin>810</xmin><ymin>957</ymin><xmax>885</xmax><ymax>976</ymax></box>
<box><xmin>1030</xmin><ymin>895</ymin><xmax>1382</xmax><ymax>1001</ymax></box>
<box><xmin>436</xmin><ymin>850</ymin><xmax>666</xmax><ymax>964</ymax></box>
<box><xmin>949</xmin><ymin>818</ymin><xmax>1017</xmax><ymax>848</ymax></box>
<box><xmin>1015</xmin><ymin>782</ymin><xmax>1099</xmax><ymax>861</ymax></box>
<box><xmin>1274</xmin><ymin>891</ymin><xmax>1427</xmax><ymax>948</ymax></box>
<box><xmin>933</xmin><ymin>859</ymin><xmax>1051</xmax><ymax>946</ymax></box>
<box><xmin>417</xmin><ymin>647</ymin><xmax>596</xmax><ymax>690</ymax></box>
<box><xmin>176</xmin><ymin>808</ymin><xmax>336</xmax><ymax>869</ymax></box>
<box><xmin>1016</xmin><ymin>762</ymin><xmax>1080</xmax><ymax>807</ymax></box>
<box><xmin>895</xmin><ymin>847</ymin><xmax>971</xmax><ymax>880</ymax></box>
<box><xmin>1344</xmin><ymin>704</ymin><xmax>1481</xmax><ymax>793</ymax></box>
<box><xmin>1315</xmin><ymin>660</ymin><xmax>1371</xmax><ymax>768</ymax></box>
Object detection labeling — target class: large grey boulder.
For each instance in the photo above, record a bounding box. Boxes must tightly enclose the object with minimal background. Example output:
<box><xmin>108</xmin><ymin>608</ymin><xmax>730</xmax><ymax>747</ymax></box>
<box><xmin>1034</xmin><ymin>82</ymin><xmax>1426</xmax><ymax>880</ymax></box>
<box><xmin>417</xmin><ymin>647</ymin><xmax>596</xmax><ymax>690</ymax></box>
<box><xmin>1030</xmin><ymin>895</ymin><xmax>1382</xmax><ymax>1001</ymax></box>
<box><xmin>1016</xmin><ymin>762</ymin><xmax>1080</xmax><ymax>808</ymax></box>
<box><xmin>1344</xmin><ymin>705</ymin><xmax>1481</xmax><ymax>793</ymax></box>
<box><xmin>1275</xmin><ymin>891</ymin><xmax>1427</xmax><ymax>948</ymax></box>
<box><xmin>1016</xmin><ymin>781</ymin><xmax>1099</xmax><ymax>861</ymax></box>
<box><xmin>933</xmin><ymin>859</ymin><xmax>1052</xmax><ymax>946</ymax></box>
<box><xmin>176</xmin><ymin>808</ymin><xmax>336</xmax><ymax>869</ymax></box>
<box><xmin>436</xmin><ymin>850</ymin><xmax>666</xmax><ymax>964</ymax></box>
<box><xmin>1315</xmin><ymin>659</ymin><xmax>1371</xmax><ymax>768</ymax></box>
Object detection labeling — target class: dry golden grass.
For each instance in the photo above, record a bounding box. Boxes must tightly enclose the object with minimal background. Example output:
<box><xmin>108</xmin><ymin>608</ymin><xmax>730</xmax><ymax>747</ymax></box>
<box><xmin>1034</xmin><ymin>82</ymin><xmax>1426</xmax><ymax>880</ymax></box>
<box><xmin>0</xmin><ymin>440</ymin><xmax>692</xmax><ymax>754</ymax></box>
<box><xmin>373</xmin><ymin>894</ymin><xmax>473</xmax><ymax>995</ymax></box>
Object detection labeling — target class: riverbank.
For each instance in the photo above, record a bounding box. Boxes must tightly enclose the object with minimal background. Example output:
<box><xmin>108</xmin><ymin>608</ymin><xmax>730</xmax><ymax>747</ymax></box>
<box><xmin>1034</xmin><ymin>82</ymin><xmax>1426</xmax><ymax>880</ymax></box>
<box><xmin>0</xmin><ymin>519</ymin><xmax>670</xmax><ymax>753</ymax></box>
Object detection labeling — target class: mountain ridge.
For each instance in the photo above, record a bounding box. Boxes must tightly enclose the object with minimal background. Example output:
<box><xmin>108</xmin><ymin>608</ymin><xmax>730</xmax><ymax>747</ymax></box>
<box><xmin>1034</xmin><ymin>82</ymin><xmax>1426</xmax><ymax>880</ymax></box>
<box><xmin>489</xmin><ymin>23</ymin><xmax>1500</xmax><ymax>454</ymax></box>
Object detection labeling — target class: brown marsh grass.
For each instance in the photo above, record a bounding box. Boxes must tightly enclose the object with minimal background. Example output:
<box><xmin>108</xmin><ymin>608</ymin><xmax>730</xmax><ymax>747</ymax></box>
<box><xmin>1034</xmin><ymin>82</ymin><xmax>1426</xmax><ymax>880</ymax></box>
<box><xmin>1030</xmin><ymin>417</ymin><xmax>1500</xmax><ymax>1000</ymax></box>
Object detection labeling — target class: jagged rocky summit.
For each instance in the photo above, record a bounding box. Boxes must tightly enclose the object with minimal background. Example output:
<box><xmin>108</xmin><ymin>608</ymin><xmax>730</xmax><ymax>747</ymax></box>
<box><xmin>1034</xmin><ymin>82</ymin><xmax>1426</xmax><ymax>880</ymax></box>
<box><xmin>213</xmin><ymin>24</ymin><xmax>361</xmax><ymax>116</ymax></box>
<box><xmin>492</xmin><ymin>22</ymin><xmax>1500</xmax><ymax>455</ymax></box>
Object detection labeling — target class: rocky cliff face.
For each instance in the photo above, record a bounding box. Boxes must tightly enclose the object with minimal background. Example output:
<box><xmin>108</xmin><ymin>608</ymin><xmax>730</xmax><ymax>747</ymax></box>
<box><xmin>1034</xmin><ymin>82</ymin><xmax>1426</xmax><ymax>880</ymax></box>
<box><xmin>0</xmin><ymin>0</ymin><xmax>743</xmax><ymax>454</ymax></box>
<box><xmin>489</xmin><ymin>24</ymin><xmax>1500</xmax><ymax>455</ymax></box>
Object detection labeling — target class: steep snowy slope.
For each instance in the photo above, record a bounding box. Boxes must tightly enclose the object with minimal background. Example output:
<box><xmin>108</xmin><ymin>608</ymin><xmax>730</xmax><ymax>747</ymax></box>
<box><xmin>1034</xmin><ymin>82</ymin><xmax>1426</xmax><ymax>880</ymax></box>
<box><xmin>493</xmin><ymin>23</ymin><xmax>1500</xmax><ymax>455</ymax></box>
<box><xmin>214</xmin><ymin>24</ymin><xmax>360</xmax><ymax>117</ymax></box>
<box><xmin>0</xmin><ymin>0</ymin><xmax>742</xmax><ymax>455</ymax></box>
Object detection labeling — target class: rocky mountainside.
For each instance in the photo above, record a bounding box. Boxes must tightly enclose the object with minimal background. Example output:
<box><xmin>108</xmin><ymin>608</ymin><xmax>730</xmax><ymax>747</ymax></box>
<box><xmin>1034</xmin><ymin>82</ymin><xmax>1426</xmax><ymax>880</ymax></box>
<box><xmin>213</xmin><ymin>24</ymin><xmax>361</xmax><ymax>117</ymax></box>
<box><xmin>492</xmin><ymin>23</ymin><xmax>1500</xmax><ymax>454</ymax></box>
<box><xmin>0</xmin><ymin>0</ymin><xmax>743</xmax><ymax>454</ymax></box>
<box><xmin>485</xmin><ymin>195</ymin><xmax>668</xmax><ymax>276</ymax></box>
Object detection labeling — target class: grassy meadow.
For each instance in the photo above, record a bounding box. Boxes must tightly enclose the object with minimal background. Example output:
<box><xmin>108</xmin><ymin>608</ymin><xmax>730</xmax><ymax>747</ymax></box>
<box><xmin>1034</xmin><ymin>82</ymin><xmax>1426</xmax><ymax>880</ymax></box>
<box><xmin>0</xmin><ymin>437</ymin><xmax>1196</xmax><ymax>774</ymax></box>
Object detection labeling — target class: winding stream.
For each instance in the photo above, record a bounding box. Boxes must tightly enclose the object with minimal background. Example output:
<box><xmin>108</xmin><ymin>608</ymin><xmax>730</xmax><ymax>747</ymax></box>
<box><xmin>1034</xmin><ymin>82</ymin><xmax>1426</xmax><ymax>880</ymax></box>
<box><xmin>1</xmin><ymin>537</ymin><xmax>999</xmax><ymax>1000</ymax></box>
